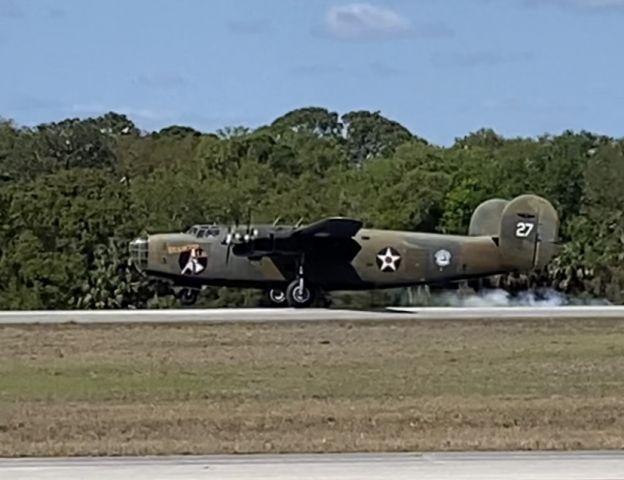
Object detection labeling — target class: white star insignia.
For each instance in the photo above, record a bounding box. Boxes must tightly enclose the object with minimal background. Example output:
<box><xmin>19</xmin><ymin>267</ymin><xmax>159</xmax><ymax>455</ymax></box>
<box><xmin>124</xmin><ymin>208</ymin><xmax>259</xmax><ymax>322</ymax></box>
<box><xmin>377</xmin><ymin>247</ymin><xmax>401</xmax><ymax>272</ymax></box>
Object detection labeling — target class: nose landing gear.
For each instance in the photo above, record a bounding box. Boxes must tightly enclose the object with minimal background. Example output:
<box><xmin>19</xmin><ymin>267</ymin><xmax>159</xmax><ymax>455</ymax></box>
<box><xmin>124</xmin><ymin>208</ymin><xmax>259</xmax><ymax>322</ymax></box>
<box><xmin>176</xmin><ymin>288</ymin><xmax>199</xmax><ymax>306</ymax></box>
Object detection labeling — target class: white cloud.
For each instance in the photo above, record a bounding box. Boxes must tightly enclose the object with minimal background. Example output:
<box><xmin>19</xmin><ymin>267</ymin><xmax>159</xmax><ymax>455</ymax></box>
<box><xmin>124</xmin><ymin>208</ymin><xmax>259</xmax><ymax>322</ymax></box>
<box><xmin>325</xmin><ymin>3</ymin><xmax>411</xmax><ymax>40</ymax></box>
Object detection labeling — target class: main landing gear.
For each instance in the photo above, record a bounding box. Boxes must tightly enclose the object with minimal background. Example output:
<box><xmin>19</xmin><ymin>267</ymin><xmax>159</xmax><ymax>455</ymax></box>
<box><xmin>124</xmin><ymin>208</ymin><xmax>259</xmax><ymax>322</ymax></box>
<box><xmin>285</xmin><ymin>260</ymin><xmax>316</xmax><ymax>308</ymax></box>
<box><xmin>265</xmin><ymin>282</ymin><xmax>316</xmax><ymax>308</ymax></box>
<box><xmin>286</xmin><ymin>278</ymin><xmax>315</xmax><ymax>308</ymax></box>
<box><xmin>266</xmin><ymin>282</ymin><xmax>330</xmax><ymax>308</ymax></box>
<box><xmin>267</xmin><ymin>288</ymin><xmax>288</xmax><ymax>307</ymax></box>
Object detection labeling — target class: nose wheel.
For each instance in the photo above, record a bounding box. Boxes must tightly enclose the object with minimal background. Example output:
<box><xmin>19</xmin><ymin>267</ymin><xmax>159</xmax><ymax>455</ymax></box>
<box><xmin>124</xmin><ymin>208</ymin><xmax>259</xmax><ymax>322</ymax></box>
<box><xmin>176</xmin><ymin>288</ymin><xmax>199</xmax><ymax>306</ymax></box>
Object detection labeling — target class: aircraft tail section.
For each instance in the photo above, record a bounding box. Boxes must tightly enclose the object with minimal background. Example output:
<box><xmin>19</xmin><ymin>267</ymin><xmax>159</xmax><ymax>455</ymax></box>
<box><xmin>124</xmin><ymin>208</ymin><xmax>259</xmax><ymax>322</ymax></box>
<box><xmin>497</xmin><ymin>194</ymin><xmax>559</xmax><ymax>271</ymax></box>
<box><xmin>470</xmin><ymin>194</ymin><xmax>559</xmax><ymax>271</ymax></box>
<box><xmin>469</xmin><ymin>198</ymin><xmax>509</xmax><ymax>236</ymax></box>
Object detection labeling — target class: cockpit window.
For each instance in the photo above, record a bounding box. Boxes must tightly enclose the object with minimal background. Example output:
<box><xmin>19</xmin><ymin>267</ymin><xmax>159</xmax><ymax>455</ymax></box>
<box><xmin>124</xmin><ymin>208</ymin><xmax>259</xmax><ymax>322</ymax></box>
<box><xmin>187</xmin><ymin>225</ymin><xmax>220</xmax><ymax>237</ymax></box>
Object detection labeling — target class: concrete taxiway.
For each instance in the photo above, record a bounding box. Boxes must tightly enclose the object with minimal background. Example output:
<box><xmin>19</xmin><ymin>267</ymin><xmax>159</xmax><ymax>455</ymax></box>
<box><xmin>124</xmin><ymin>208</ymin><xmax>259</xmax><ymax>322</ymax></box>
<box><xmin>2</xmin><ymin>452</ymin><xmax>624</xmax><ymax>479</ymax></box>
<box><xmin>0</xmin><ymin>306</ymin><xmax>623</xmax><ymax>325</ymax></box>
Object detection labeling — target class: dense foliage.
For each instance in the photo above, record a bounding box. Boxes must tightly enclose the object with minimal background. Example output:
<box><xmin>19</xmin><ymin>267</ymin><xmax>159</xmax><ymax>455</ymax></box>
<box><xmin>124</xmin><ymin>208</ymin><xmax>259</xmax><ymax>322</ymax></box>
<box><xmin>0</xmin><ymin>108</ymin><xmax>622</xmax><ymax>308</ymax></box>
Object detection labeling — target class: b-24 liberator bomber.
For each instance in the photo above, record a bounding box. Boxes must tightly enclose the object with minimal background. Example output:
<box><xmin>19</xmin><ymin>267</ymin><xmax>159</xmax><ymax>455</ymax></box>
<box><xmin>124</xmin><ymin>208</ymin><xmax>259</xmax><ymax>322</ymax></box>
<box><xmin>129</xmin><ymin>194</ymin><xmax>559</xmax><ymax>307</ymax></box>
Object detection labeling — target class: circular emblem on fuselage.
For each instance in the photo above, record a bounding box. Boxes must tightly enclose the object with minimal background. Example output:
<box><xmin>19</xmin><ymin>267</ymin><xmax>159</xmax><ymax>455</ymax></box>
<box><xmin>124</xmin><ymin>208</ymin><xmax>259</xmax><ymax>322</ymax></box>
<box><xmin>178</xmin><ymin>247</ymin><xmax>208</xmax><ymax>275</ymax></box>
<box><xmin>376</xmin><ymin>247</ymin><xmax>402</xmax><ymax>272</ymax></box>
<box><xmin>434</xmin><ymin>249</ymin><xmax>451</xmax><ymax>268</ymax></box>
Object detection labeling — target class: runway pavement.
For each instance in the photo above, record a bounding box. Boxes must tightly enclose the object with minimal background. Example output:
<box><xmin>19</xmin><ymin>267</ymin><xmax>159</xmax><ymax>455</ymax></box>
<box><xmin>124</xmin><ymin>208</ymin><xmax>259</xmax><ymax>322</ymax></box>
<box><xmin>0</xmin><ymin>305</ymin><xmax>624</xmax><ymax>324</ymax></box>
<box><xmin>2</xmin><ymin>452</ymin><xmax>624</xmax><ymax>479</ymax></box>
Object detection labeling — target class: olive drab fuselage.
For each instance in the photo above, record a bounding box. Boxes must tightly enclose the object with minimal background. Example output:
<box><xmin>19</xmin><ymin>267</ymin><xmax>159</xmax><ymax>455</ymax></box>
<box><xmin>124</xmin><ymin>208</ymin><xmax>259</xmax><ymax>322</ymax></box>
<box><xmin>129</xmin><ymin>194</ymin><xmax>560</xmax><ymax>304</ymax></box>
<box><xmin>139</xmin><ymin>228</ymin><xmax>510</xmax><ymax>290</ymax></box>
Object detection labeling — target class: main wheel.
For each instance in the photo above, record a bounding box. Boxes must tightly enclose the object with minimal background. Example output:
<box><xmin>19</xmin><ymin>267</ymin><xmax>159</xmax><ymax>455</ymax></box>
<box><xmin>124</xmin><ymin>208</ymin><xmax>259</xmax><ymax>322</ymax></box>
<box><xmin>286</xmin><ymin>280</ymin><xmax>315</xmax><ymax>308</ymax></box>
<box><xmin>267</xmin><ymin>288</ymin><xmax>287</xmax><ymax>307</ymax></box>
<box><xmin>177</xmin><ymin>288</ymin><xmax>199</xmax><ymax>306</ymax></box>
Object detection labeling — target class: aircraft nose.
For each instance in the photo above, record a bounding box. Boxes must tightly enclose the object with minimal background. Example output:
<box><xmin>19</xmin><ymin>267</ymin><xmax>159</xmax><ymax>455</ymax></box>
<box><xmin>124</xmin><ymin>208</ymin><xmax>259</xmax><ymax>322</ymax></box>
<box><xmin>129</xmin><ymin>236</ymin><xmax>149</xmax><ymax>269</ymax></box>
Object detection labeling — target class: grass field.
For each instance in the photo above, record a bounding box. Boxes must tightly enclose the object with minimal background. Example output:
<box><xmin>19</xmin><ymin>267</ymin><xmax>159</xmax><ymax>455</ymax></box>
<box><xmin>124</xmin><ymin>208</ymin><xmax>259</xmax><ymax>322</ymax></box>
<box><xmin>2</xmin><ymin>317</ymin><xmax>624</xmax><ymax>456</ymax></box>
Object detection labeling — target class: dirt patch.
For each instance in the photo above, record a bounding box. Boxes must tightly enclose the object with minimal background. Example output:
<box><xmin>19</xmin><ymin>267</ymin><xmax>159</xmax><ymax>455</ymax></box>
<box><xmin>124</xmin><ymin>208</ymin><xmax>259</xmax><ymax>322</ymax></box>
<box><xmin>1</xmin><ymin>318</ymin><xmax>624</xmax><ymax>456</ymax></box>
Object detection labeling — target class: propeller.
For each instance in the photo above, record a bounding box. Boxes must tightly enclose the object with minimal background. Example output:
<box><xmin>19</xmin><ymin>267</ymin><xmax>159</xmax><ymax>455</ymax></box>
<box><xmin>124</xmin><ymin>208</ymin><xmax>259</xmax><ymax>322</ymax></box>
<box><xmin>225</xmin><ymin>232</ymin><xmax>232</xmax><ymax>264</ymax></box>
<box><xmin>223</xmin><ymin>208</ymin><xmax>258</xmax><ymax>264</ymax></box>
<box><xmin>224</xmin><ymin>214</ymin><xmax>239</xmax><ymax>264</ymax></box>
<box><xmin>244</xmin><ymin>207</ymin><xmax>253</xmax><ymax>242</ymax></box>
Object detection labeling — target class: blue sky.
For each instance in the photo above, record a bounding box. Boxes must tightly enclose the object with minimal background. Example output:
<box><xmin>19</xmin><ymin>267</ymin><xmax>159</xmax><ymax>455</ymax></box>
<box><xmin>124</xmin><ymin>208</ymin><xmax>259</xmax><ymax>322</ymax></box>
<box><xmin>0</xmin><ymin>0</ymin><xmax>622</xmax><ymax>145</ymax></box>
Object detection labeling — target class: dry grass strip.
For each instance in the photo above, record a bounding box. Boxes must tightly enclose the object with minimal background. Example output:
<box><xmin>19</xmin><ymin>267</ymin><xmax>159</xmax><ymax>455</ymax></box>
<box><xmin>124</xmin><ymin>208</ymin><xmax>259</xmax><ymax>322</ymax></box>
<box><xmin>2</xmin><ymin>318</ymin><xmax>624</xmax><ymax>456</ymax></box>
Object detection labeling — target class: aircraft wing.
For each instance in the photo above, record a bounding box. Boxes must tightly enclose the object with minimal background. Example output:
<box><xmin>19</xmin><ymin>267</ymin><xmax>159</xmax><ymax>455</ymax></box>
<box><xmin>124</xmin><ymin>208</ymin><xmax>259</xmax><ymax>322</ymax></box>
<box><xmin>291</xmin><ymin>217</ymin><xmax>363</xmax><ymax>239</ymax></box>
<box><xmin>230</xmin><ymin>217</ymin><xmax>363</xmax><ymax>258</ymax></box>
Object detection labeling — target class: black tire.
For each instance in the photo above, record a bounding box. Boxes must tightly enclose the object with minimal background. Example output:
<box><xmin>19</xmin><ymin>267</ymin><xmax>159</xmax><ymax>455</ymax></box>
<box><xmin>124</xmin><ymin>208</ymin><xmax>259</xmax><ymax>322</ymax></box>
<box><xmin>267</xmin><ymin>288</ymin><xmax>288</xmax><ymax>307</ymax></box>
<box><xmin>286</xmin><ymin>280</ymin><xmax>315</xmax><ymax>308</ymax></box>
<box><xmin>178</xmin><ymin>288</ymin><xmax>199</xmax><ymax>306</ymax></box>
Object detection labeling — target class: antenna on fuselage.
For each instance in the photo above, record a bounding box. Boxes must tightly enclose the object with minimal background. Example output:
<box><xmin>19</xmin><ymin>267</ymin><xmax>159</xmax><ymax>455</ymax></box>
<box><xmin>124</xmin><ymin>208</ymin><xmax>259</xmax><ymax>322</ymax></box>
<box><xmin>272</xmin><ymin>216</ymin><xmax>282</xmax><ymax>226</ymax></box>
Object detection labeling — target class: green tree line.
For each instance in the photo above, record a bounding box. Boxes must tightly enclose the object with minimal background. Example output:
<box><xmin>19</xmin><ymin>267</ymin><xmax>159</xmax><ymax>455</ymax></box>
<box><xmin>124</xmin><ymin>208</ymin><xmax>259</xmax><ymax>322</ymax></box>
<box><xmin>0</xmin><ymin>107</ymin><xmax>622</xmax><ymax>309</ymax></box>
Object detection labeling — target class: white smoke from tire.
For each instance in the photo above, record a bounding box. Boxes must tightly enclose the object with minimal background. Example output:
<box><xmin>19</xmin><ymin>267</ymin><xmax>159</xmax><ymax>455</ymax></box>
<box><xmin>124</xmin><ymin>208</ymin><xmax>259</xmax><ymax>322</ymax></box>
<box><xmin>400</xmin><ymin>288</ymin><xmax>610</xmax><ymax>307</ymax></box>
